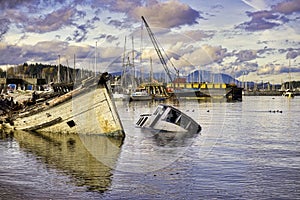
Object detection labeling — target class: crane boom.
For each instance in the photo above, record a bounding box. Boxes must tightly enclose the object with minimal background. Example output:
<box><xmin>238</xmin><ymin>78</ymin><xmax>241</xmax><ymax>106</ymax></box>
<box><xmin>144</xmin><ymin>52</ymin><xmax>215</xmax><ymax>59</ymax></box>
<box><xmin>141</xmin><ymin>16</ymin><xmax>178</xmax><ymax>83</ymax></box>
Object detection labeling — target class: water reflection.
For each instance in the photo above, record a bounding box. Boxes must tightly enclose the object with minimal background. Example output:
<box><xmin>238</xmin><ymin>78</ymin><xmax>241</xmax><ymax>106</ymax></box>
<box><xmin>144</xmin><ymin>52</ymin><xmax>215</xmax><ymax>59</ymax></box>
<box><xmin>9</xmin><ymin>131</ymin><xmax>123</xmax><ymax>192</ymax></box>
<box><xmin>151</xmin><ymin>131</ymin><xmax>199</xmax><ymax>147</ymax></box>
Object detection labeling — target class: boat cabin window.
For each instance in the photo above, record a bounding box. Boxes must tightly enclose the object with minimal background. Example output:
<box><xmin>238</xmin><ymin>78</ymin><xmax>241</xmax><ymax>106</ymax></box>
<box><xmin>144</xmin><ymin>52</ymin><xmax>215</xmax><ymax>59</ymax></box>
<box><xmin>166</xmin><ymin>109</ymin><xmax>180</xmax><ymax>123</ymax></box>
<box><xmin>178</xmin><ymin>115</ymin><xmax>190</xmax><ymax>128</ymax></box>
<box><xmin>153</xmin><ymin>106</ymin><xmax>165</xmax><ymax>115</ymax></box>
<box><xmin>136</xmin><ymin>116</ymin><xmax>148</xmax><ymax>126</ymax></box>
<box><xmin>153</xmin><ymin>107</ymin><xmax>160</xmax><ymax>115</ymax></box>
<box><xmin>139</xmin><ymin>117</ymin><xmax>148</xmax><ymax>126</ymax></box>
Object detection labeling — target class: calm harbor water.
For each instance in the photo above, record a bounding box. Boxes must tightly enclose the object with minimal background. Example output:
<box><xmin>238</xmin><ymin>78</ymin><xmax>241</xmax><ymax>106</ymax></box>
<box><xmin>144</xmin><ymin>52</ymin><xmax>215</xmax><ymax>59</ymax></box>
<box><xmin>1</xmin><ymin>96</ymin><xmax>299</xmax><ymax>199</ymax></box>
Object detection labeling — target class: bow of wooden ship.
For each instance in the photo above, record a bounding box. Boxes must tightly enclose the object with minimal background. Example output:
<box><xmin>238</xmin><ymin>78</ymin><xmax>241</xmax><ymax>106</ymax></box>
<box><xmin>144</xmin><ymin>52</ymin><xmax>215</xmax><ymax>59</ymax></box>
<box><xmin>1</xmin><ymin>73</ymin><xmax>125</xmax><ymax>138</ymax></box>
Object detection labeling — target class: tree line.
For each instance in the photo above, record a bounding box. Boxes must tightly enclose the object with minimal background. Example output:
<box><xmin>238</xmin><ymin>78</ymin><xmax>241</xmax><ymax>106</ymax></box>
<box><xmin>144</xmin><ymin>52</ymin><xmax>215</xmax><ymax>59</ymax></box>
<box><xmin>0</xmin><ymin>63</ymin><xmax>92</xmax><ymax>83</ymax></box>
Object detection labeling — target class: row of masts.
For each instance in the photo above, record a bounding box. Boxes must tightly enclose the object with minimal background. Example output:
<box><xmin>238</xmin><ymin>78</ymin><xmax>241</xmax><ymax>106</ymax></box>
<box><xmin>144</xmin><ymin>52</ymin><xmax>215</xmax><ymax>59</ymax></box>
<box><xmin>57</xmin><ymin>54</ymin><xmax>77</xmax><ymax>84</ymax></box>
<box><xmin>56</xmin><ymin>42</ymin><xmax>99</xmax><ymax>84</ymax></box>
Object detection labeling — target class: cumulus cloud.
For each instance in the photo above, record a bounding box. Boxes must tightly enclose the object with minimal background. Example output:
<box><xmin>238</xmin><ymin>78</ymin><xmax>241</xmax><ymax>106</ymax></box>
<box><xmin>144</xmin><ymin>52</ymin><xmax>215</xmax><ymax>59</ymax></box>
<box><xmin>0</xmin><ymin>0</ymin><xmax>38</xmax><ymax>10</ymax></box>
<box><xmin>131</xmin><ymin>0</ymin><xmax>201</xmax><ymax>28</ymax></box>
<box><xmin>1</xmin><ymin>0</ymin><xmax>202</xmax><ymax>45</ymax></box>
<box><xmin>0</xmin><ymin>43</ymin><xmax>23</xmax><ymax>65</ymax></box>
<box><xmin>0</xmin><ymin>1</ymin><xmax>98</xmax><ymax>43</ymax></box>
<box><xmin>26</xmin><ymin>7</ymin><xmax>77</xmax><ymax>33</ymax></box>
<box><xmin>272</xmin><ymin>0</ymin><xmax>300</xmax><ymax>14</ymax></box>
<box><xmin>236</xmin><ymin>10</ymin><xmax>286</xmax><ymax>31</ymax></box>
<box><xmin>0</xmin><ymin>18</ymin><xmax>10</xmax><ymax>41</ymax></box>
<box><xmin>140</xmin><ymin>41</ymin><xmax>229</xmax><ymax>75</ymax></box>
<box><xmin>176</xmin><ymin>44</ymin><xmax>228</xmax><ymax>68</ymax></box>
<box><xmin>286</xmin><ymin>50</ymin><xmax>300</xmax><ymax>59</ymax></box>
<box><xmin>0</xmin><ymin>1</ymin><xmax>76</xmax><ymax>35</ymax></box>
<box><xmin>0</xmin><ymin>41</ymin><xmax>78</xmax><ymax>65</ymax></box>
<box><xmin>236</xmin><ymin>50</ymin><xmax>258</xmax><ymax>62</ymax></box>
<box><xmin>182</xmin><ymin>30</ymin><xmax>214</xmax><ymax>41</ymax></box>
<box><xmin>255</xmin><ymin>63</ymin><xmax>300</xmax><ymax>75</ymax></box>
<box><xmin>0</xmin><ymin>40</ymin><xmax>125</xmax><ymax>68</ymax></box>
<box><xmin>237</xmin><ymin>0</ymin><xmax>300</xmax><ymax>31</ymax></box>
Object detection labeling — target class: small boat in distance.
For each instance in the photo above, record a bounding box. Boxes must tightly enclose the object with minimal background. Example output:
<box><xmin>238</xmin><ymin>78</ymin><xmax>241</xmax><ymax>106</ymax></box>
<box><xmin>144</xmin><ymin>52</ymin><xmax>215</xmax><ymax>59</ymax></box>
<box><xmin>282</xmin><ymin>59</ymin><xmax>295</xmax><ymax>98</ymax></box>
<box><xmin>130</xmin><ymin>89</ymin><xmax>152</xmax><ymax>101</ymax></box>
<box><xmin>136</xmin><ymin>104</ymin><xmax>201</xmax><ymax>134</ymax></box>
<box><xmin>282</xmin><ymin>89</ymin><xmax>295</xmax><ymax>98</ymax></box>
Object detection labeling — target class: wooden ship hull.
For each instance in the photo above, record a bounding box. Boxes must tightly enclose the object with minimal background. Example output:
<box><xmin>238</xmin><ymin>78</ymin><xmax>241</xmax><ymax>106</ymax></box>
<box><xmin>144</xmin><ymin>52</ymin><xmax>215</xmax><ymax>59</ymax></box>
<box><xmin>2</xmin><ymin>73</ymin><xmax>125</xmax><ymax>138</ymax></box>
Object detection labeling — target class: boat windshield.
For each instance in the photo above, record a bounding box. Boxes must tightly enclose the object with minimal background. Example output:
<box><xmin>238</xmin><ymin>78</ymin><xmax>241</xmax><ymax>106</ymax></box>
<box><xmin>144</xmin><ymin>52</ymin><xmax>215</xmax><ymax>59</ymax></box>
<box><xmin>166</xmin><ymin>109</ymin><xmax>181</xmax><ymax>123</ymax></box>
<box><xmin>153</xmin><ymin>105</ymin><xmax>165</xmax><ymax>115</ymax></box>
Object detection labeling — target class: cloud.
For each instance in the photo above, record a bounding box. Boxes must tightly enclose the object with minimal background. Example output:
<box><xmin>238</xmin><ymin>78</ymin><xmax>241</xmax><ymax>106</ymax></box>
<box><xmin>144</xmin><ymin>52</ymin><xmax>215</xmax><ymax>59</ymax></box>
<box><xmin>236</xmin><ymin>50</ymin><xmax>258</xmax><ymax>62</ymax></box>
<box><xmin>241</xmin><ymin>0</ymin><xmax>268</xmax><ymax>10</ymax></box>
<box><xmin>0</xmin><ymin>0</ymin><xmax>37</xmax><ymax>10</ymax></box>
<box><xmin>0</xmin><ymin>41</ymin><xmax>78</xmax><ymax>65</ymax></box>
<box><xmin>237</xmin><ymin>0</ymin><xmax>300</xmax><ymax>31</ymax></box>
<box><xmin>182</xmin><ymin>30</ymin><xmax>214</xmax><ymax>41</ymax></box>
<box><xmin>0</xmin><ymin>18</ymin><xmax>10</xmax><ymax>41</ymax></box>
<box><xmin>138</xmin><ymin>42</ymin><xmax>228</xmax><ymax>75</ymax></box>
<box><xmin>286</xmin><ymin>50</ymin><xmax>300</xmax><ymax>59</ymax></box>
<box><xmin>109</xmin><ymin>0</ymin><xmax>143</xmax><ymax>13</ymax></box>
<box><xmin>131</xmin><ymin>0</ymin><xmax>201</xmax><ymax>28</ymax></box>
<box><xmin>1</xmin><ymin>1</ymin><xmax>98</xmax><ymax>43</ymax></box>
<box><xmin>256</xmin><ymin>62</ymin><xmax>300</xmax><ymax>75</ymax></box>
<box><xmin>0</xmin><ymin>43</ymin><xmax>23</xmax><ymax>65</ymax></box>
<box><xmin>26</xmin><ymin>7</ymin><xmax>78</xmax><ymax>33</ymax></box>
<box><xmin>0</xmin><ymin>0</ymin><xmax>202</xmax><ymax>46</ymax></box>
<box><xmin>272</xmin><ymin>0</ymin><xmax>300</xmax><ymax>14</ymax></box>
<box><xmin>176</xmin><ymin>44</ymin><xmax>228</xmax><ymax>68</ymax></box>
<box><xmin>236</xmin><ymin>10</ymin><xmax>285</xmax><ymax>31</ymax></box>
<box><xmin>0</xmin><ymin>39</ymin><xmax>125</xmax><ymax>69</ymax></box>
<box><xmin>0</xmin><ymin>1</ymin><xmax>78</xmax><ymax>38</ymax></box>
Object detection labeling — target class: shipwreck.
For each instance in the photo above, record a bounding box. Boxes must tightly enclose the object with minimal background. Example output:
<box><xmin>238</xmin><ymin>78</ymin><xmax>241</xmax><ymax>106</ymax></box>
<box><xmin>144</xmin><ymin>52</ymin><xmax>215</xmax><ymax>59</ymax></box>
<box><xmin>136</xmin><ymin>104</ymin><xmax>201</xmax><ymax>134</ymax></box>
<box><xmin>0</xmin><ymin>73</ymin><xmax>125</xmax><ymax>138</ymax></box>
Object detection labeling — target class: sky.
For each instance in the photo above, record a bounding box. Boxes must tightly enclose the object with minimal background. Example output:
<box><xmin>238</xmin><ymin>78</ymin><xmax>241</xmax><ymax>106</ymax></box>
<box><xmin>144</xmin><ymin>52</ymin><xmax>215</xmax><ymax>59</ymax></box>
<box><xmin>0</xmin><ymin>0</ymin><xmax>299</xmax><ymax>83</ymax></box>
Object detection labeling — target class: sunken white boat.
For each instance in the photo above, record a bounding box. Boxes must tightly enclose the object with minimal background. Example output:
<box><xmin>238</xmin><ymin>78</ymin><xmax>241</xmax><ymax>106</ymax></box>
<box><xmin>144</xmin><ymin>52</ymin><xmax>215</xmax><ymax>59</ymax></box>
<box><xmin>1</xmin><ymin>73</ymin><xmax>125</xmax><ymax>138</ymax></box>
<box><xmin>136</xmin><ymin>104</ymin><xmax>201</xmax><ymax>134</ymax></box>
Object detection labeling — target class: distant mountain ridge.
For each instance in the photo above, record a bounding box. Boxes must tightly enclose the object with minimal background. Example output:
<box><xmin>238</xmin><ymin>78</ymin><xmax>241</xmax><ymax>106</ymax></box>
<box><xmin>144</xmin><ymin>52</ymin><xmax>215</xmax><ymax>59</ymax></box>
<box><xmin>110</xmin><ymin>70</ymin><xmax>296</xmax><ymax>89</ymax></box>
<box><xmin>110</xmin><ymin>70</ymin><xmax>239</xmax><ymax>84</ymax></box>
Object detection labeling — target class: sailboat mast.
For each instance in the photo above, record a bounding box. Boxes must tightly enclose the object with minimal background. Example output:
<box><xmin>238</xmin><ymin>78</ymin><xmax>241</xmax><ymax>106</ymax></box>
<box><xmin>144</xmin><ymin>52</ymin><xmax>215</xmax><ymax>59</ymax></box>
<box><xmin>122</xmin><ymin>36</ymin><xmax>127</xmax><ymax>87</ymax></box>
<box><xmin>150</xmin><ymin>57</ymin><xmax>153</xmax><ymax>83</ymax></box>
<box><xmin>73</xmin><ymin>54</ymin><xmax>76</xmax><ymax>82</ymax></box>
<box><xmin>140</xmin><ymin>21</ymin><xmax>144</xmax><ymax>82</ymax></box>
<box><xmin>95</xmin><ymin>41</ymin><xmax>97</xmax><ymax>77</ymax></box>
<box><xmin>288</xmin><ymin>58</ymin><xmax>292</xmax><ymax>90</ymax></box>
<box><xmin>66</xmin><ymin>59</ymin><xmax>69</xmax><ymax>83</ymax></box>
<box><xmin>132</xmin><ymin>36</ymin><xmax>135</xmax><ymax>81</ymax></box>
<box><xmin>57</xmin><ymin>55</ymin><xmax>61</xmax><ymax>83</ymax></box>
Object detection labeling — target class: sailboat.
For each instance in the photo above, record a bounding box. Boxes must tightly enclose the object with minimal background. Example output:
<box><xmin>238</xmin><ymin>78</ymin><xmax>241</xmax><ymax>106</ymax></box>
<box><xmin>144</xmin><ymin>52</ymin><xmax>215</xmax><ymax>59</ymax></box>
<box><xmin>113</xmin><ymin>37</ymin><xmax>129</xmax><ymax>101</ymax></box>
<box><xmin>282</xmin><ymin>59</ymin><xmax>295</xmax><ymax>98</ymax></box>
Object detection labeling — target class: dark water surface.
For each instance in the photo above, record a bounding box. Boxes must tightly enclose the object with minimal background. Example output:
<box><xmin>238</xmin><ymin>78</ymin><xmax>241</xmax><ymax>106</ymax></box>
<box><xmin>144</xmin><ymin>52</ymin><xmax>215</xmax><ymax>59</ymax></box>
<box><xmin>1</xmin><ymin>96</ymin><xmax>299</xmax><ymax>199</ymax></box>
